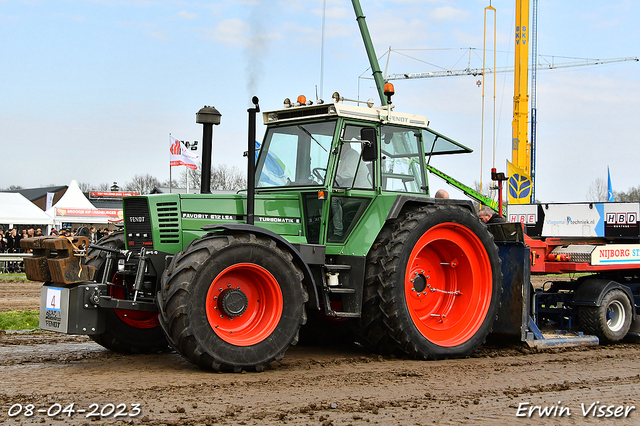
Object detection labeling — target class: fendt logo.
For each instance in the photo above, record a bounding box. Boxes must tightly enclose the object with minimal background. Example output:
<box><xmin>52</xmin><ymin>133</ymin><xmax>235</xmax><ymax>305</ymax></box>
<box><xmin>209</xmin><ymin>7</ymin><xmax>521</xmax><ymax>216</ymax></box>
<box><xmin>606</xmin><ymin>212</ymin><xmax>638</xmax><ymax>225</ymax></box>
<box><xmin>129</xmin><ymin>217</ymin><xmax>146</xmax><ymax>223</ymax></box>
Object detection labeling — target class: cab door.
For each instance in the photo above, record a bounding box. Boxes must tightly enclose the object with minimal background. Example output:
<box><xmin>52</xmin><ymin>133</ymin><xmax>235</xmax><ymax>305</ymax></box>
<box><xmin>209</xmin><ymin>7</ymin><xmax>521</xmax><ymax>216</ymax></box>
<box><xmin>325</xmin><ymin>123</ymin><xmax>377</xmax><ymax>243</ymax></box>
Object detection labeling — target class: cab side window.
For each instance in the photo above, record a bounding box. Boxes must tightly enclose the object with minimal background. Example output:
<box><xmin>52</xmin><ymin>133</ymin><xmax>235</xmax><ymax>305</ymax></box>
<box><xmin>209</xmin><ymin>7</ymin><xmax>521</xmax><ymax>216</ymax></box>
<box><xmin>380</xmin><ymin>125</ymin><xmax>424</xmax><ymax>193</ymax></box>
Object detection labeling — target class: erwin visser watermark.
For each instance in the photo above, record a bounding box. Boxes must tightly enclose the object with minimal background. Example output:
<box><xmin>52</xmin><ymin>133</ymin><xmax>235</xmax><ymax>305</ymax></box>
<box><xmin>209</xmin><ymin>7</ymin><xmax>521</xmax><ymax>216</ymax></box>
<box><xmin>516</xmin><ymin>401</ymin><xmax>635</xmax><ymax>418</ymax></box>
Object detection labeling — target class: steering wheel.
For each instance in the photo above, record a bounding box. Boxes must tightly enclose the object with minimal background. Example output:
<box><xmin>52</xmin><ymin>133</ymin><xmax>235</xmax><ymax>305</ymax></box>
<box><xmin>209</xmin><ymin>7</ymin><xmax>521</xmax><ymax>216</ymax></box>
<box><xmin>312</xmin><ymin>167</ymin><xmax>327</xmax><ymax>182</ymax></box>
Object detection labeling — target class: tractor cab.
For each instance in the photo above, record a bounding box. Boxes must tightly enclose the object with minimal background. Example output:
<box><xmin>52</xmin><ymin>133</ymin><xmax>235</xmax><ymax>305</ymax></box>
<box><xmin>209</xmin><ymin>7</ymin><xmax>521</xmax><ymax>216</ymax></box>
<box><xmin>254</xmin><ymin>94</ymin><xmax>473</xmax><ymax>245</ymax></box>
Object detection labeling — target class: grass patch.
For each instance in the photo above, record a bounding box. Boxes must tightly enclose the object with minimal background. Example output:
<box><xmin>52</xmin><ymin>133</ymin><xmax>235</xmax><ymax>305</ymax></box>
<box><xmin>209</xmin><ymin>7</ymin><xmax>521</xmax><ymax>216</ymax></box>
<box><xmin>0</xmin><ymin>310</ymin><xmax>39</xmax><ymax>330</ymax></box>
<box><xmin>0</xmin><ymin>272</ymin><xmax>29</xmax><ymax>281</ymax></box>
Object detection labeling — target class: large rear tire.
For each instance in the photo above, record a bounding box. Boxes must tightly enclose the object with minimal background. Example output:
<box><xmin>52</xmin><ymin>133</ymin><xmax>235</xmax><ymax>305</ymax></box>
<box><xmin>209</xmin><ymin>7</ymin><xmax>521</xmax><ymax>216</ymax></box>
<box><xmin>158</xmin><ymin>232</ymin><xmax>308</xmax><ymax>372</ymax></box>
<box><xmin>579</xmin><ymin>289</ymin><xmax>633</xmax><ymax>343</ymax></box>
<box><xmin>84</xmin><ymin>231</ymin><xmax>169</xmax><ymax>354</ymax></box>
<box><xmin>359</xmin><ymin>204</ymin><xmax>502</xmax><ymax>359</ymax></box>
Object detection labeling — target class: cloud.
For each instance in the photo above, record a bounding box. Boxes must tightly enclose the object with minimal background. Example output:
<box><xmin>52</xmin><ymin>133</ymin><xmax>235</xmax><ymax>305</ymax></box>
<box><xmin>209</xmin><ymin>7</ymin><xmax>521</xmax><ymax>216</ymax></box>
<box><xmin>177</xmin><ymin>10</ymin><xmax>198</xmax><ymax>20</ymax></box>
<box><xmin>209</xmin><ymin>18</ymin><xmax>251</xmax><ymax>47</ymax></box>
<box><xmin>430</xmin><ymin>6</ymin><xmax>470</xmax><ymax>22</ymax></box>
<box><xmin>208</xmin><ymin>18</ymin><xmax>281</xmax><ymax>48</ymax></box>
<box><xmin>118</xmin><ymin>21</ymin><xmax>156</xmax><ymax>30</ymax></box>
<box><xmin>54</xmin><ymin>13</ymin><xmax>87</xmax><ymax>23</ymax></box>
<box><xmin>147</xmin><ymin>31</ymin><xmax>168</xmax><ymax>41</ymax></box>
<box><xmin>310</xmin><ymin>6</ymin><xmax>350</xmax><ymax>20</ymax></box>
<box><xmin>0</xmin><ymin>14</ymin><xmax>18</xmax><ymax>21</ymax></box>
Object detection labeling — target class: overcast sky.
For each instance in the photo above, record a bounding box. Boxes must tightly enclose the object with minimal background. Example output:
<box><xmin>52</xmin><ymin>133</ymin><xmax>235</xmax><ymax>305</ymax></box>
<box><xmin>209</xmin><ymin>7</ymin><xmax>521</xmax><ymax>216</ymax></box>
<box><xmin>1</xmin><ymin>0</ymin><xmax>638</xmax><ymax>202</ymax></box>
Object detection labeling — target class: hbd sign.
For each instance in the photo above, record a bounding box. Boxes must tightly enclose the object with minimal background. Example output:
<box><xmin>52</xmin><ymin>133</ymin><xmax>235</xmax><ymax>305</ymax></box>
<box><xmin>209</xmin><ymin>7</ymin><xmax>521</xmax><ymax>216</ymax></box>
<box><xmin>605</xmin><ymin>212</ymin><xmax>638</xmax><ymax>225</ymax></box>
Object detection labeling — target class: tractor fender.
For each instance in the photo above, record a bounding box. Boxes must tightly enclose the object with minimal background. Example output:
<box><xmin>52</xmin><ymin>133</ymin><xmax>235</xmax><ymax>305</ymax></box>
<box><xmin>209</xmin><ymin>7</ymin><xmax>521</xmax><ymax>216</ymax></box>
<box><xmin>386</xmin><ymin>194</ymin><xmax>476</xmax><ymax>221</ymax></box>
<box><xmin>201</xmin><ymin>223</ymin><xmax>320</xmax><ymax>311</ymax></box>
<box><xmin>572</xmin><ymin>278</ymin><xmax>636</xmax><ymax>321</ymax></box>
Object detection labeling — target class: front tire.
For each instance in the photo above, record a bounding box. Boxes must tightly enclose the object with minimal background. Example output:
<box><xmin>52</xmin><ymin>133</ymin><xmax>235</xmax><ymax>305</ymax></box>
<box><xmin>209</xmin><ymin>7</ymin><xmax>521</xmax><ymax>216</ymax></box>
<box><xmin>359</xmin><ymin>204</ymin><xmax>502</xmax><ymax>359</ymax></box>
<box><xmin>84</xmin><ymin>231</ymin><xmax>169</xmax><ymax>354</ymax></box>
<box><xmin>579</xmin><ymin>289</ymin><xmax>633</xmax><ymax>343</ymax></box>
<box><xmin>159</xmin><ymin>232</ymin><xmax>308</xmax><ymax>372</ymax></box>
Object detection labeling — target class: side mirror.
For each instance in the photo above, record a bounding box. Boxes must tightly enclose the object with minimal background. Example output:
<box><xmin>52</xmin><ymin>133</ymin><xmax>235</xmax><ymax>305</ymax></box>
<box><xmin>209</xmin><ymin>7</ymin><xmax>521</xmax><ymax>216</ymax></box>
<box><xmin>360</xmin><ymin>127</ymin><xmax>377</xmax><ymax>162</ymax></box>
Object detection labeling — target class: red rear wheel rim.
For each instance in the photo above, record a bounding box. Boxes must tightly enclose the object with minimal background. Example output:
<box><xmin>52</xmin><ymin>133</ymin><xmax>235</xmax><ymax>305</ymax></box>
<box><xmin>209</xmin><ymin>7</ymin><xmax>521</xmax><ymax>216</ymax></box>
<box><xmin>111</xmin><ymin>275</ymin><xmax>159</xmax><ymax>329</ymax></box>
<box><xmin>405</xmin><ymin>223</ymin><xmax>493</xmax><ymax>347</ymax></box>
<box><xmin>206</xmin><ymin>263</ymin><xmax>283</xmax><ymax>346</ymax></box>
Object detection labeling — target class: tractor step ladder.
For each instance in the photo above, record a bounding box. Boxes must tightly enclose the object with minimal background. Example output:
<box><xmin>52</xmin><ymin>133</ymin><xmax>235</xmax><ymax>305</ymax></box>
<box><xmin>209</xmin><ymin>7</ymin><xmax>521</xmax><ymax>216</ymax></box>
<box><xmin>321</xmin><ymin>264</ymin><xmax>360</xmax><ymax>318</ymax></box>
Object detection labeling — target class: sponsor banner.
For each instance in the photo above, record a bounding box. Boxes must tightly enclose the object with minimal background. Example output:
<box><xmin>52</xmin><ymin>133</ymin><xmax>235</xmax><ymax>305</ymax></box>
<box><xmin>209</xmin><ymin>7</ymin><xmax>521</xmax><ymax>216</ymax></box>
<box><xmin>539</xmin><ymin>203</ymin><xmax>602</xmax><ymax>237</ymax></box>
<box><xmin>591</xmin><ymin>244</ymin><xmax>640</xmax><ymax>266</ymax></box>
<box><xmin>90</xmin><ymin>191</ymin><xmax>139</xmax><ymax>198</ymax></box>
<box><xmin>508</xmin><ymin>202</ymin><xmax>640</xmax><ymax>238</ymax></box>
<box><xmin>507</xmin><ymin>161</ymin><xmax>532</xmax><ymax>205</ymax></box>
<box><xmin>46</xmin><ymin>192</ymin><xmax>55</xmax><ymax>211</ymax></box>
<box><xmin>55</xmin><ymin>208</ymin><xmax>123</xmax><ymax>218</ymax></box>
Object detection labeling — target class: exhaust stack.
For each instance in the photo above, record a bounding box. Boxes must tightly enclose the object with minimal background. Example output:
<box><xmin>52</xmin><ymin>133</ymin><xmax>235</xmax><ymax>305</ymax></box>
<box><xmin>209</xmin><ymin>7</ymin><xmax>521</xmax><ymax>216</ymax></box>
<box><xmin>246</xmin><ymin>96</ymin><xmax>260</xmax><ymax>225</ymax></box>
<box><xmin>196</xmin><ymin>106</ymin><xmax>222</xmax><ymax>194</ymax></box>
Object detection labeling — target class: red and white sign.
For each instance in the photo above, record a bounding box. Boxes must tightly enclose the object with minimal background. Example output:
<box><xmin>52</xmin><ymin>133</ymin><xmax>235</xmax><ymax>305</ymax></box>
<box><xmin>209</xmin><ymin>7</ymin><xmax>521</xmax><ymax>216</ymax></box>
<box><xmin>90</xmin><ymin>191</ymin><xmax>139</xmax><ymax>198</ymax></box>
<box><xmin>55</xmin><ymin>208</ymin><xmax>124</xmax><ymax>218</ymax></box>
<box><xmin>591</xmin><ymin>244</ymin><xmax>640</xmax><ymax>266</ymax></box>
<box><xmin>508</xmin><ymin>204</ymin><xmax>538</xmax><ymax>224</ymax></box>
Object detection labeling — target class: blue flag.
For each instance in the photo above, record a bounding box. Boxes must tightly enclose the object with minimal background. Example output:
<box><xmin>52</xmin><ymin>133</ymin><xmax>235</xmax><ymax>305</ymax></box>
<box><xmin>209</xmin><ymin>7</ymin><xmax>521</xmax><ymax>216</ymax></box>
<box><xmin>607</xmin><ymin>166</ymin><xmax>614</xmax><ymax>202</ymax></box>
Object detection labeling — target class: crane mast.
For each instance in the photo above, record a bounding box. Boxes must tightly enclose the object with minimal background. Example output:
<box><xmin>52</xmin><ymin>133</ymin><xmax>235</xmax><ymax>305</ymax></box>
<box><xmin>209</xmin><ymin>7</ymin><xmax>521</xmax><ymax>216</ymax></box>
<box><xmin>512</xmin><ymin>0</ymin><xmax>530</xmax><ymax>178</ymax></box>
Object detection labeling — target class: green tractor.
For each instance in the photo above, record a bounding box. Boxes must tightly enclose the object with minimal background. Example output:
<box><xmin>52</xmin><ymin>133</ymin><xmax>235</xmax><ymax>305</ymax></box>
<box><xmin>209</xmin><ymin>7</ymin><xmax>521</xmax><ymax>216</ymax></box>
<box><xmin>33</xmin><ymin>91</ymin><xmax>503</xmax><ymax>372</ymax></box>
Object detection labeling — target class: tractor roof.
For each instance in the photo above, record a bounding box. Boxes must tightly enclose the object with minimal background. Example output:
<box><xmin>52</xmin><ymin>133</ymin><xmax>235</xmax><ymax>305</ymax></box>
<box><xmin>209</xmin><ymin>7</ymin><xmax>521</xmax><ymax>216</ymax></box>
<box><xmin>263</xmin><ymin>102</ymin><xmax>430</xmax><ymax>129</ymax></box>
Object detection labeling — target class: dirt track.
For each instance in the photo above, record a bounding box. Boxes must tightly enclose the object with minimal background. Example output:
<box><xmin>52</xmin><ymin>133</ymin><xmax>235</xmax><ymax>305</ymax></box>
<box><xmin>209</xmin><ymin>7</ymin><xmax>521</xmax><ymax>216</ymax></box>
<box><xmin>1</xmin><ymin>280</ymin><xmax>639</xmax><ymax>425</ymax></box>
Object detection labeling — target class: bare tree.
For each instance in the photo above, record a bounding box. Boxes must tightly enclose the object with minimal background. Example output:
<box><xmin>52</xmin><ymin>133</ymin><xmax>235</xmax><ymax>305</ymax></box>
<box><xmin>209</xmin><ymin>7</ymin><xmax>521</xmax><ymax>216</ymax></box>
<box><xmin>95</xmin><ymin>182</ymin><xmax>112</xmax><ymax>191</ymax></box>
<box><xmin>211</xmin><ymin>164</ymin><xmax>246</xmax><ymax>191</ymax></box>
<box><xmin>78</xmin><ymin>182</ymin><xmax>93</xmax><ymax>193</ymax></box>
<box><xmin>177</xmin><ymin>164</ymin><xmax>246</xmax><ymax>192</ymax></box>
<box><xmin>124</xmin><ymin>174</ymin><xmax>161</xmax><ymax>195</ymax></box>
<box><xmin>586</xmin><ymin>178</ymin><xmax>608</xmax><ymax>202</ymax></box>
<box><xmin>78</xmin><ymin>182</ymin><xmax>113</xmax><ymax>192</ymax></box>
<box><xmin>614</xmin><ymin>185</ymin><xmax>640</xmax><ymax>202</ymax></box>
<box><xmin>177</xmin><ymin>168</ymin><xmax>201</xmax><ymax>190</ymax></box>
<box><xmin>161</xmin><ymin>178</ymin><xmax>180</xmax><ymax>189</ymax></box>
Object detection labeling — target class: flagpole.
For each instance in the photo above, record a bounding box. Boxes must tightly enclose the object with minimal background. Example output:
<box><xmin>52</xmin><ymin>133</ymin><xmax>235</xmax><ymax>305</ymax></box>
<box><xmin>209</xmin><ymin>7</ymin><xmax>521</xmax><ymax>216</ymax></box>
<box><xmin>169</xmin><ymin>133</ymin><xmax>172</xmax><ymax>194</ymax></box>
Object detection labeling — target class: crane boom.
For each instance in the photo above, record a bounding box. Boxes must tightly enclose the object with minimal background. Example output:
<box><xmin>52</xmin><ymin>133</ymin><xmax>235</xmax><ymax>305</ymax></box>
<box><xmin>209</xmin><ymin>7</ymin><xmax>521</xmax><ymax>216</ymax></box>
<box><xmin>384</xmin><ymin>56</ymin><xmax>639</xmax><ymax>80</ymax></box>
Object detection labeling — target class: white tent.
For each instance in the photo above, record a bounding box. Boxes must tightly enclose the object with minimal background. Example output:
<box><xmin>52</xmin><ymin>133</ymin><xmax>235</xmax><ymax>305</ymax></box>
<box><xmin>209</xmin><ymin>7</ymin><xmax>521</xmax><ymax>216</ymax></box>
<box><xmin>46</xmin><ymin>180</ymin><xmax>122</xmax><ymax>227</ymax></box>
<box><xmin>0</xmin><ymin>193</ymin><xmax>54</xmax><ymax>232</ymax></box>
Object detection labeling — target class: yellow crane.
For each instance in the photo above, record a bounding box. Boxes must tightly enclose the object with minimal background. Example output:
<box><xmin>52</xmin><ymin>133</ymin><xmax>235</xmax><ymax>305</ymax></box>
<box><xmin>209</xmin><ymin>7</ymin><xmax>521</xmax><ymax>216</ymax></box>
<box><xmin>508</xmin><ymin>0</ymin><xmax>532</xmax><ymax>203</ymax></box>
<box><xmin>512</xmin><ymin>0</ymin><xmax>529</xmax><ymax>176</ymax></box>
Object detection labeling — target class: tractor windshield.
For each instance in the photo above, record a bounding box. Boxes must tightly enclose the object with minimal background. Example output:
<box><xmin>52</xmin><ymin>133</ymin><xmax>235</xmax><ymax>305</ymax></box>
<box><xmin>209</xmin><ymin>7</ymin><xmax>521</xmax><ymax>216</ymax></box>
<box><xmin>256</xmin><ymin>120</ymin><xmax>336</xmax><ymax>187</ymax></box>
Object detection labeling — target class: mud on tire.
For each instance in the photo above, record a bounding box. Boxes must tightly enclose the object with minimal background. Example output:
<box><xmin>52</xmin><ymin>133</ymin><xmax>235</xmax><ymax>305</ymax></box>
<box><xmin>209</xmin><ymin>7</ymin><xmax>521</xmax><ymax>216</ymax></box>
<box><xmin>358</xmin><ymin>204</ymin><xmax>502</xmax><ymax>359</ymax></box>
<box><xmin>84</xmin><ymin>231</ymin><xmax>169</xmax><ymax>354</ymax></box>
<box><xmin>158</xmin><ymin>232</ymin><xmax>308</xmax><ymax>372</ymax></box>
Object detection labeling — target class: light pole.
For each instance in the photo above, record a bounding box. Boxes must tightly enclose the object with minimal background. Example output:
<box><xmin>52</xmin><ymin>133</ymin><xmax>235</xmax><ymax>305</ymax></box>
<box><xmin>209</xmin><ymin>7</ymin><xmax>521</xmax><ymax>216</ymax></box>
<box><xmin>196</xmin><ymin>106</ymin><xmax>222</xmax><ymax>194</ymax></box>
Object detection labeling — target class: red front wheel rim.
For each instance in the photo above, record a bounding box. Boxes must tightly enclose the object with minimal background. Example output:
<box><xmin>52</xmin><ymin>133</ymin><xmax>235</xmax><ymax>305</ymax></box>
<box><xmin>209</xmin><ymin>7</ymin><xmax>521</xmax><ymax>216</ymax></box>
<box><xmin>206</xmin><ymin>263</ymin><xmax>283</xmax><ymax>346</ymax></box>
<box><xmin>405</xmin><ymin>223</ymin><xmax>493</xmax><ymax>347</ymax></box>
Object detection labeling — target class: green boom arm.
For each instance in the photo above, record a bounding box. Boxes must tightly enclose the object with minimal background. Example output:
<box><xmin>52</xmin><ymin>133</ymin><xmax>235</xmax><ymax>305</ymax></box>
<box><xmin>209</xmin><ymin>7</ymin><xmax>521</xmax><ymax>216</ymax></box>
<box><xmin>426</xmin><ymin>165</ymin><xmax>506</xmax><ymax>215</ymax></box>
<box><xmin>351</xmin><ymin>0</ymin><xmax>387</xmax><ymax>106</ymax></box>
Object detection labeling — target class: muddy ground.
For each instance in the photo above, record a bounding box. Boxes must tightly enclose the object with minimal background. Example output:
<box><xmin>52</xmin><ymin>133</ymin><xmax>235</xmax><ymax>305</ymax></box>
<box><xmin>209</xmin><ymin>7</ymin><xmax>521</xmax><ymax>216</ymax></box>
<box><xmin>1</xmin><ymin>280</ymin><xmax>639</xmax><ymax>425</ymax></box>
